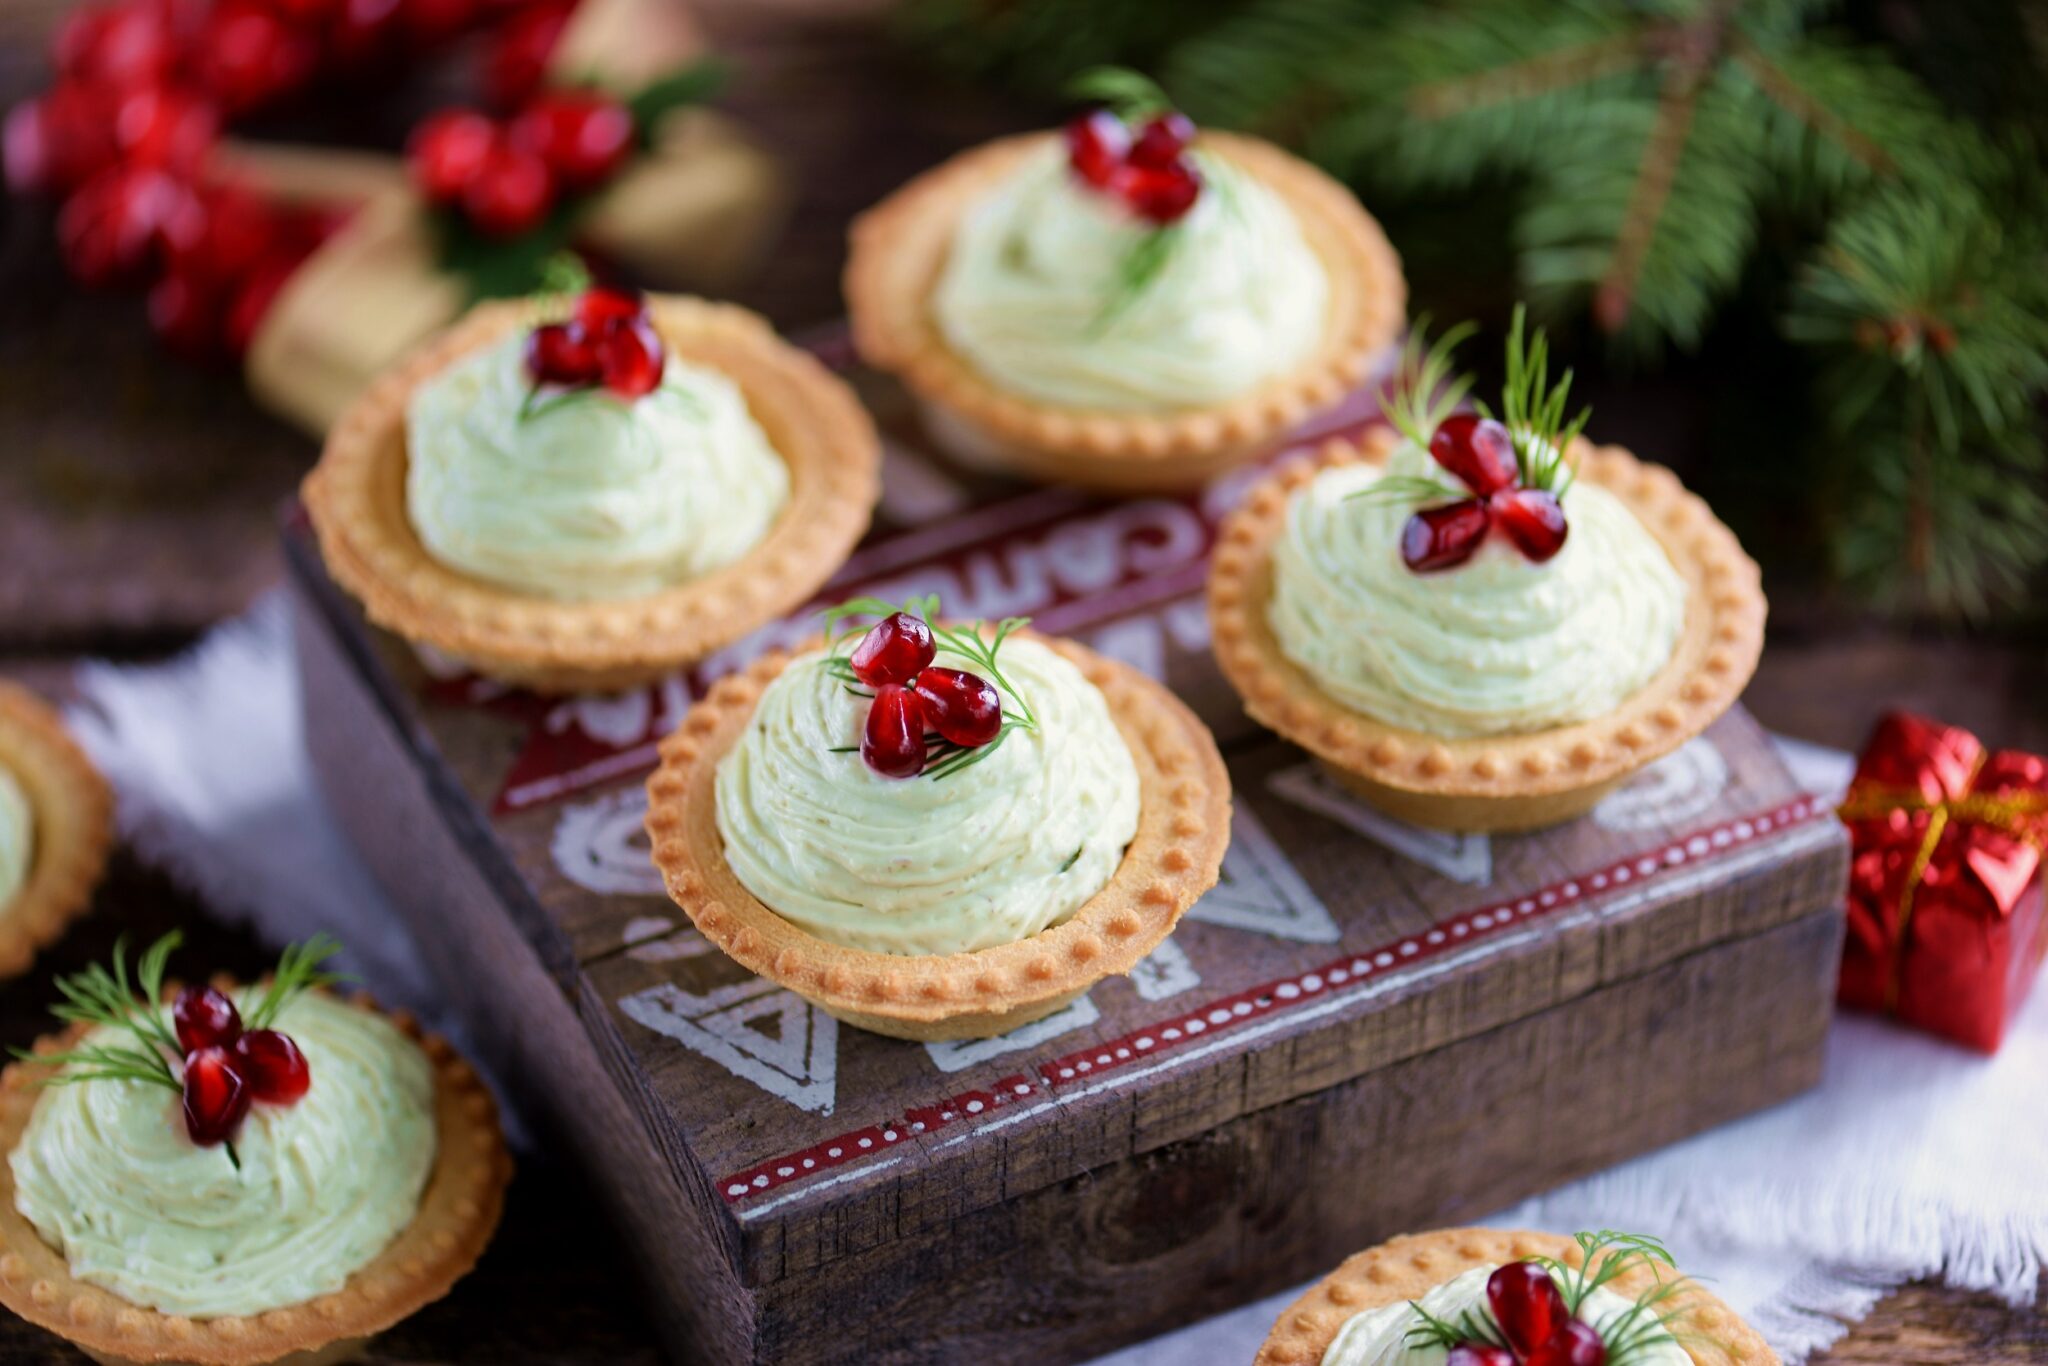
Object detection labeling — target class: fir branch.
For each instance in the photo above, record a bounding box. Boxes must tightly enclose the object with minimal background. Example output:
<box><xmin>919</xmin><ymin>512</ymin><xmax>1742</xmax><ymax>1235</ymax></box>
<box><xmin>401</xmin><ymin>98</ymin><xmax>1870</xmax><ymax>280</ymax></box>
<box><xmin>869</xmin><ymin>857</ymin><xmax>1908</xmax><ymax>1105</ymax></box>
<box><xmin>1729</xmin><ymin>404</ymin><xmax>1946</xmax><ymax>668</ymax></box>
<box><xmin>246</xmin><ymin>934</ymin><xmax>346</xmax><ymax>1032</ymax></box>
<box><xmin>1377</xmin><ymin>316</ymin><xmax>1477</xmax><ymax>450</ymax></box>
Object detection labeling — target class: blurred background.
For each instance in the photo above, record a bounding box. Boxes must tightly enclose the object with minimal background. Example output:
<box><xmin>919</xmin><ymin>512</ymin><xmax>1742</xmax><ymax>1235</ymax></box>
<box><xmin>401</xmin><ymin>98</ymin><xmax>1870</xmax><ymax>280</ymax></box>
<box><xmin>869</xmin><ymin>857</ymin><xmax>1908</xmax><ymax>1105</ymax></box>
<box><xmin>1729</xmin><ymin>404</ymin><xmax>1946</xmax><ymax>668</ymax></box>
<box><xmin>0</xmin><ymin>0</ymin><xmax>2043</xmax><ymax>1360</ymax></box>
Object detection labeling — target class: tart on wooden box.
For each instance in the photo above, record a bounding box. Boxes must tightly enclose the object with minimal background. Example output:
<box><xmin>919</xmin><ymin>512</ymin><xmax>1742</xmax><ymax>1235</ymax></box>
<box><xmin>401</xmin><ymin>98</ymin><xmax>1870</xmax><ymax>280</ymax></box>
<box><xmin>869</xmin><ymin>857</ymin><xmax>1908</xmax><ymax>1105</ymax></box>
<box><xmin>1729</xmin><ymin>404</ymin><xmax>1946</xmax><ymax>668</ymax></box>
<box><xmin>846</xmin><ymin>69</ymin><xmax>1404</xmax><ymax>494</ymax></box>
<box><xmin>0</xmin><ymin>935</ymin><xmax>510</xmax><ymax>1366</ymax></box>
<box><xmin>303</xmin><ymin>285</ymin><xmax>880</xmax><ymax>694</ymax></box>
<box><xmin>285</xmin><ymin>345</ymin><xmax>1844</xmax><ymax>1362</ymax></box>
<box><xmin>1210</xmin><ymin>317</ymin><xmax>1766</xmax><ymax>834</ymax></box>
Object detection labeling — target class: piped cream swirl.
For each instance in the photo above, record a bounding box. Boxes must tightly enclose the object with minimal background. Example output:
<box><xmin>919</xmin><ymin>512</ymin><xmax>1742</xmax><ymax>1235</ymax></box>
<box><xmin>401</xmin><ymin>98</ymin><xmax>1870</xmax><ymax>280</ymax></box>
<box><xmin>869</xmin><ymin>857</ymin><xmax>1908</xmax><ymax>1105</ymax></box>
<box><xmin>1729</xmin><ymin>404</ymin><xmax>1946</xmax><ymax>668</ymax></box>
<box><xmin>0</xmin><ymin>765</ymin><xmax>30</xmax><ymax>915</ymax></box>
<box><xmin>405</xmin><ymin>328</ymin><xmax>789</xmax><ymax>602</ymax></box>
<box><xmin>931</xmin><ymin>144</ymin><xmax>1329</xmax><ymax>411</ymax></box>
<box><xmin>1321</xmin><ymin>1265</ymin><xmax>1690</xmax><ymax>1366</ymax></box>
<box><xmin>10</xmin><ymin>992</ymin><xmax>436</xmax><ymax>1319</ymax></box>
<box><xmin>714</xmin><ymin>638</ymin><xmax>1141</xmax><ymax>956</ymax></box>
<box><xmin>1268</xmin><ymin>441</ymin><xmax>1687</xmax><ymax>737</ymax></box>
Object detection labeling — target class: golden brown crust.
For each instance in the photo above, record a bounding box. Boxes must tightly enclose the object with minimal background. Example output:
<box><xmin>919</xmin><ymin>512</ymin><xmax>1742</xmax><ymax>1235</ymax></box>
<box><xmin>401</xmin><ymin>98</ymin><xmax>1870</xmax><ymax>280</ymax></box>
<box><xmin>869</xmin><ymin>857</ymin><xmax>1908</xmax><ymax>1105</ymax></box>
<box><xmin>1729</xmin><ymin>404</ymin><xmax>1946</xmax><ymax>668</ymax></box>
<box><xmin>0</xmin><ymin>683</ymin><xmax>112</xmax><ymax>979</ymax></box>
<box><xmin>641</xmin><ymin>634</ymin><xmax>1233</xmax><ymax>1040</ymax></box>
<box><xmin>1255</xmin><ymin>1227</ymin><xmax>1778</xmax><ymax>1366</ymax></box>
<box><xmin>0</xmin><ymin>992</ymin><xmax>512</xmax><ymax>1366</ymax></box>
<box><xmin>1207</xmin><ymin>427</ymin><xmax>1767</xmax><ymax>832</ymax></box>
<box><xmin>302</xmin><ymin>294</ymin><xmax>881</xmax><ymax>693</ymax></box>
<box><xmin>845</xmin><ymin>130</ymin><xmax>1406</xmax><ymax>489</ymax></box>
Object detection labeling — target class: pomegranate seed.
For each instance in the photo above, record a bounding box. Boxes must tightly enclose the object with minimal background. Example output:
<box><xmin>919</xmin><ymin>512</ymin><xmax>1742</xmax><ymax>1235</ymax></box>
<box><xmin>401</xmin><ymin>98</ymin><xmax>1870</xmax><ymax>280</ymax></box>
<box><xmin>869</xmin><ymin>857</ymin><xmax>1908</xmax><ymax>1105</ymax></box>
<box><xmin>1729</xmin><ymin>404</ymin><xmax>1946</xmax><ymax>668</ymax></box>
<box><xmin>1491</xmin><ymin>487</ymin><xmax>1569</xmax><ymax>562</ymax></box>
<box><xmin>1524</xmin><ymin>1320</ymin><xmax>1607</xmax><ymax>1366</ymax></box>
<box><xmin>173</xmin><ymin>986</ymin><xmax>243</xmax><ymax>1054</ymax></box>
<box><xmin>1488</xmin><ymin>1261</ymin><xmax>1569</xmax><ymax>1356</ymax></box>
<box><xmin>1430</xmin><ymin>413</ymin><xmax>1520</xmax><ymax>496</ymax></box>
<box><xmin>1400</xmin><ymin>498</ymin><xmax>1491</xmax><ymax>572</ymax></box>
<box><xmin>408</xmin><ymin>109</ymin><xmax>499</xmax><ymax>205</ymax></box>
<box><xmin>1127</xmin><ymin>112</ymin><xmax>1194</xmax><ymax>169</ymax></box>
<box><xmin>861</xmin><ymin>684</ymin><xmax>927</xmax><ymax>780</ymax></box>
<box><xmin>1064</xmin><ymin>109</ymin><xmax>1128</xmax><ymax>188</ymax></box>
<box><xmin>462</xmin><ymin>142</ymin><xmax>554</xmax><ymax>237</ymax></box>
<box><xmin>232</xmin><ymin>1029</ymin><xmax>311</xmax><ymax>1103</ymax></box>
<box><xmin>575</xmin><ymin>286</ymin><xmax>645</xmax><ymax>332</ymax></box>
<box><xmin>598</xmin><ymin>317</ymin><xmax>665</xmax><ymax>398</ymax></box>
<box><xmin>913</xmin><ymin>667</ymin><xmax>1002</xmax><ymax>748</ymax></box>
<box><xmin>57</xmin><ymin>165</ymin><xmax>195</xmax><ymax>288</ymax></box>
<box><xmin>849</xmin><ymin>612</ymin><xmax>936</xmax><ymax>688</ymax></box>
<box><xmin>511</xmin><ymin>93</ymin><xmax>636</xmax><ymax>192</ymax></box>
<box><xmin>526</xmin><ymin>320</ymin><xmax>601</xmax><ymax>386</ymax></box>
<box><xmin>482</xmin><ymin>1</ymin><xmax>572</xmax><ymax>111</ymax></box>
<box><xmin>1120</xmin><ymin>161</ymin><xmax>1202</xmax><ymax>223</ymax></box>
<box><xmin>1447</xmin><ymin>1347</ymin><xmax>1517</xmax><ymax>1366</ymax></box>
<box><xmin>224</xmin><ymin>250</ymin><xmax>306</xmax><ymax>358</ymax></box>
<box><xmin>181</xmin><ymin>1045</ymin><xmax>252</xmax><ymax>1147</ymax></box>
<box><xmin>148</xmin><ymin>273</ymin><xmax>224</xmax><ymax>360</ymax></box>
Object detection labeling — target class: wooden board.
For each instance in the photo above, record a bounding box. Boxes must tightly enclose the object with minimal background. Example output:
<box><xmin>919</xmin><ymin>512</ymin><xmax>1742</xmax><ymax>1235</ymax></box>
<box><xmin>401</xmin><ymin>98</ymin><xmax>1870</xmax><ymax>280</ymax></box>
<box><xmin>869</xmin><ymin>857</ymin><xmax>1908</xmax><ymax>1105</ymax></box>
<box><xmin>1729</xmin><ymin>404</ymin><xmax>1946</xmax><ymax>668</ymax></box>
<box><xmin>285</xmin><ymin>339</ymin><xmax>1850</xmax><ymax>1363</ymax></box>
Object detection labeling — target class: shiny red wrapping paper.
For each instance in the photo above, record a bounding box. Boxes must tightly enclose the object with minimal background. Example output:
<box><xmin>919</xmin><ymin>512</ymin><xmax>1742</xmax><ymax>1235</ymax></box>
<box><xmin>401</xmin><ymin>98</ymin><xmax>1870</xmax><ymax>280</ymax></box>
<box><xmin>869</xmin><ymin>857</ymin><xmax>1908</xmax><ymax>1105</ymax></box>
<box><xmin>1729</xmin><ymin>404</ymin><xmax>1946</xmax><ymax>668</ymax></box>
<box><xmin>1838</xmin><ymin>712</ymin><xmax>2048</xmax><ymax>1051</ymax></box>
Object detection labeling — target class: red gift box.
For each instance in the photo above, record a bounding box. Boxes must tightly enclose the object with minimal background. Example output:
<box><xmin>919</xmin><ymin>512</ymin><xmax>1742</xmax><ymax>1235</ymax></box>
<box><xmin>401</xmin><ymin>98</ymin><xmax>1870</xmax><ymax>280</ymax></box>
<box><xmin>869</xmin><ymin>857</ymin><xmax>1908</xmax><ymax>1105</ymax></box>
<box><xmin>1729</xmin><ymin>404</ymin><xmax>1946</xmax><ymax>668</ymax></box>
<box><xmin>1837</xmin><ymin>712</ymin><xmax>2048</xmax><ymax>1051</ymax></box>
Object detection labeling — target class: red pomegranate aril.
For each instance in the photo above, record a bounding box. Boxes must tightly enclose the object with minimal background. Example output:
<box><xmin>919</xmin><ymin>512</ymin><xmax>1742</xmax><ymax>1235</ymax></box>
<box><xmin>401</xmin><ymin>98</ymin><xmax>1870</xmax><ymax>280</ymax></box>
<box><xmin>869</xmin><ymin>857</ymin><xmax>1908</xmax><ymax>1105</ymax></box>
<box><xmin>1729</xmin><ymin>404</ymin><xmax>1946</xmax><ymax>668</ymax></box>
<box><xmin>1064</xmin><ymin>109</ymin><xmax>1128</xmax><ymax>189</ymax></box>
<box><xmin>462</xmin><ymin>143</ymin><xmax>554</xmax><ymax>237</ymax></box>
<box><xmin>408</xmin><ymin>109</ymin><xmax>498</xmax><ymax>205</ymax></box>
<box><xmin>526</xmin><ymin>320</ymin><xmax>601</xmax><ymax>386</ymax></box>
<box><xmin>1120</xmin><ymin>161</ymin><xmax>1201</xmax><ymax>223</ymax></box>
<box><xmin>913</xmin><ymin>667</ymin><xmax>1002</xmax><ymax>748</ymax></box>
<box><xmin>1400</xmin><ymin>498</ymin><xmax>1491</xmax><ymax>572</ymax></box>
<box><xmin>575</xmin><ymin>285</ymin><xmax>645</xmax><ymax>332</ymax></box>
<box><xmin>173</xmin><ymin>985</ymin><xmax>244</xmax><ymax>1054</ymax></box>
<box><xmin>861</xmin><ymin>684</ymin><xmax>927</xmax><ymax>781</ymax></box>
<box><xmin>232</xmin><ymin>1028</ymin><xmax>311</xmax><ymax>1103</ymax></box>
<box><xmin>1488</xmin><ymin>1260</ymin><xmax>1569</xmax><ymax>1356</ymax></box>
<box><xmin>598</xmin><ymin>317</ymin><xmax>665</xmax><ymax>398</ymax></box>
<box><xmin>849</xmin><ymin>612</ymin><xmax>937</xmax><ymax>688</ymax></box>
<box><xmin>1446</xmin><ymin>1346</ymin><xmax>1517</xmax><ymax>1366</ymax></box>
<box><xmin>511</xmin><ymin>93</ymin><xmax>635</xmax><ymax>191</ymax></box>
<box><xmin>182</xmin><ymin>1045</ymin><xmax>252</xmax><ymax>1147</ymax></box>
<box><xmin>1491</xmin><ymin>487</ymin><xmax>1569</xmax><ymax>562</ymax></box>
<box><xmin>1430</xmin><ymin>413</ymin><xmax>1520</xmax><ymax>497</ymax></box>
<box><xmin>1127</xmin><ymin>112</ymin><xmax>1194</xmax><ymax>169</ymax></box>
<box><xmin>1524</xmin><ymin>1319</ymin><xmax>1608</xmax><ymax>1366</ymax></box>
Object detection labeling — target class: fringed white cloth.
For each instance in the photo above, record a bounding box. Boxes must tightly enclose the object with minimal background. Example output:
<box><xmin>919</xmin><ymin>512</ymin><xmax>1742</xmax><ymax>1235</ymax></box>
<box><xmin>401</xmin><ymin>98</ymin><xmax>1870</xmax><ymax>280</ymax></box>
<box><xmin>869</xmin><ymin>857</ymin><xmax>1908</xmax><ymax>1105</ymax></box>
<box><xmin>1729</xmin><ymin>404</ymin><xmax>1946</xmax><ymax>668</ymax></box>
<box><xmin>62</xmin><ymin>597</ymin><xmax>2048</xmax><ymax>1363</ymax></box>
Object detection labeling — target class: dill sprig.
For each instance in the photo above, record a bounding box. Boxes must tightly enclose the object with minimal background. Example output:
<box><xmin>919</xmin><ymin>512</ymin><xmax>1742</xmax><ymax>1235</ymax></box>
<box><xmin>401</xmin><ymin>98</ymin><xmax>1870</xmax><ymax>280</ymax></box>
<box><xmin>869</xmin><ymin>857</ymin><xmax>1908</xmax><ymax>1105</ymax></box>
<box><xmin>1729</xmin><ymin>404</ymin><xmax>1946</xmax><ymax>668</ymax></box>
<box><xmin>1346</xmin><ymin>473</ymin><xmax>1469</xmax><ymax>509</ymax></box>
<box><xmin>818</xmin><ymin>595</ymin><xmax>1041</xmax><ymax>779</ymax></box>
<box><xmin>1379</xmin><ymin>316</ymin><xmax>1477</xmax><ymax>451</ymax></box>
<box><xmin>12</xmin><ymin>933</ymin><xmax>184</xmax><ymax>1093</ymax></box>
<box><xmin>1403</xmin><ymin>1300</ymin><xmax>1507</xmax><ymax>1353</ymax></box>
<box><xmin>245</xmin><ymin>933</ymin><xmax>346</xmax><ymax>1031</ymax></box>
<box><xmin>1483</xmin><ymin>303</ymin><xmax>1590</xmax><ymax>496</ymax></box>
<box><xmin>1064</xmin><ymin>65</ymin><xmax>1173</xmax><ymax>122</ymax></box>
<box><xmin>1535</xmin><ymin>1230</ymin><xmax>1693</xmax><ymax>1366</ymax></box>
<box><xmin>1062</xmin><ymin>65</ymin><xmax>1200</xmax><ymax>334</ymax></box>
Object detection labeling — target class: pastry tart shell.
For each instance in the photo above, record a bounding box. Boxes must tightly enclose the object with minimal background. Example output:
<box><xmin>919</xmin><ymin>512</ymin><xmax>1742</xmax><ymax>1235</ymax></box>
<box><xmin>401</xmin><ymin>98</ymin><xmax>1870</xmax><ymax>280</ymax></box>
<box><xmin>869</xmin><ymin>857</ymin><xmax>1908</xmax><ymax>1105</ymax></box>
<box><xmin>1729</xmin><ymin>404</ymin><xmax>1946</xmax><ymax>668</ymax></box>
<box><xmin>0</xmin><ymin>682</ymin><xmax>112</xmax><ymax>978</ymax></box>
<box><xmin>0</xmin><ymin>990</ymin><xmax>511</xmax><ymax>1366</ymax></box>
<box><xmin>845</xmin><ymin>130</ymin><xmax>1406</xmax><ymax>494</ymax></box>
<box><xmin>641</xmin><ymin>635</ymin><xmax>1232</xmax><ymax>1040</ymax></box>
<box><xmin>303</xmin><ymin>295</ymin><xmax>881</xmax><ymax>694</ymax></box>
<box><xmin>1208</xmin><ymin>427</ymin><xmax>1766</xmax><ymax>832</ymax></box>
<box><xmin>1255</xmin><ymin>1227</ymin><xmax>1777</xmax><ymax>1366</ymax></box>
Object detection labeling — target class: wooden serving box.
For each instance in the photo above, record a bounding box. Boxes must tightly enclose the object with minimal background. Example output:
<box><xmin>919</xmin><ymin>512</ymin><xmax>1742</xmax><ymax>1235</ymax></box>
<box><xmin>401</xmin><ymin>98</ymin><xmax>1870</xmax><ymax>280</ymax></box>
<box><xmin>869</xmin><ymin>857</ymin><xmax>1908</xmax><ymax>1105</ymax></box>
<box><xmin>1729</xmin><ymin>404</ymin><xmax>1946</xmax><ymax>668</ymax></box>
<box><xmin>285</xmin><ymin>342</ymin><xmax>1849</xmax><ymax>1365</ymax></box>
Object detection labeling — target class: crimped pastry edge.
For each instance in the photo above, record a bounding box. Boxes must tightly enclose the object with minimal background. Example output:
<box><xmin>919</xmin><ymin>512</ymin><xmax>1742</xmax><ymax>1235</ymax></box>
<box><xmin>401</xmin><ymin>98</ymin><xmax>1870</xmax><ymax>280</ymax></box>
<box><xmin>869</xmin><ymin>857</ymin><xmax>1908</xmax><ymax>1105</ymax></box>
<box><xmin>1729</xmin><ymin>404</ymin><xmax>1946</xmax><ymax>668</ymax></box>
<box><xmin>0</xmin><ymin>682</ymin><xmax>112</xmax><ymax>979</ymax></box>
<box><xmin>302</xmin><ymin>294</ymin><xmax>881</xmax><ymax>694</ymax></box>
<box><xmin>0</xmin><ymin>990</ymin><xmax>511</xmax><ymax>1366</ymax></box>
<box><xmin>1207</xmin><ymin>426</ymin><xmax>1767</xmax><ymax>805</ymax></box>
<box><xmin>1254</xmin><ymin>1227</ymin><xmax>1778</xmax><ymax>1366</ymax></box>
<box><xmin>844</xmin><ymin>130</ymin><xmax>1406</xmax><ymax>477</ymax></box>
<box><xmin>640</xmin><ymin>633</ymin><xmax>1233</xmax><ymax>1041</ymax></box>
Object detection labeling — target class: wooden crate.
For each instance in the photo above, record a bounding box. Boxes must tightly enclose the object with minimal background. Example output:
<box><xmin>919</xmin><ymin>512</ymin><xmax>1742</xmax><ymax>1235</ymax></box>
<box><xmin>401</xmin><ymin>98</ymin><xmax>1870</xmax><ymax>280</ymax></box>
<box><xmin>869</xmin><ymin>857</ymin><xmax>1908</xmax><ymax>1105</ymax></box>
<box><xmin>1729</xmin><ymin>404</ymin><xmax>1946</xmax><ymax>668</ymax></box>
<box><xmin>284</xmin><ymin>346</ymin><xmax>1849</xmax><ymax>1364</ymax></box>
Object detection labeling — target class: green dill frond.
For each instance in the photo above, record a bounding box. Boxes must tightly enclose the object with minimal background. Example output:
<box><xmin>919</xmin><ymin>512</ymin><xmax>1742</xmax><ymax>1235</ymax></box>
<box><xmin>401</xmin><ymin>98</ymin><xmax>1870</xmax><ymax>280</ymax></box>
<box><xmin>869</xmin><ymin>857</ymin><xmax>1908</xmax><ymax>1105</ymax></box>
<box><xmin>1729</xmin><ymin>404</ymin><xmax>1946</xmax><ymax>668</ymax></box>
<box><xmin>246</xmin><ymin>933</ymin><xmax>348</xmax><ymax>1031</ymax></box>
<box><xmin>1064</xmin><ymin>65</ymin><xmax>1176</xmax><ymax>121</ymax></box>
<box><xmin>1378</xmin><ymin>316</ymin><xmax>1477</xmax><ymax>450</ymax></box>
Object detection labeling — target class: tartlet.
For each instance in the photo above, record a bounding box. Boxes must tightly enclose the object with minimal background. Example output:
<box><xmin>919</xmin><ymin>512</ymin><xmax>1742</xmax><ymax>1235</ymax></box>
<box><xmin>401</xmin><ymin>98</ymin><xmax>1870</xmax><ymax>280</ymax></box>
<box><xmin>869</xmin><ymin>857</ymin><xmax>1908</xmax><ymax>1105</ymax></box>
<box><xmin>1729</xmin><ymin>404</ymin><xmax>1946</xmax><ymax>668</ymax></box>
<box><xmin>303</xmin><ymin>292</ymin><xmax>880</xmax><ymax>693</ymax></box>
<box><xmin>0</xmin><ymin>681</ymin><xmax>112</xmax><ymax>978</ymax></box>
<box><xmin>846</xmin><ymin>127</ymin><xmax>1404</xmax><ymax>493</ymax></box>
<box><xmin>0</xmin><ymin>971</ymin><xmax>509</xmax><ymax>1366</ymax></box>
<box><xmin>1210</xmin><ymin>424</ymin><xmax>1765</xmax><ymax>834</ymax></box>
<box><xmin>1256</xmin><ymin>1227</ymin><xmax>1777</xmax><ymax>1366</ymax></box>
<box><xmin>642</xmin><ymin>628</ymin><xmax>1231</xmax><ymax>1040</ymax></box>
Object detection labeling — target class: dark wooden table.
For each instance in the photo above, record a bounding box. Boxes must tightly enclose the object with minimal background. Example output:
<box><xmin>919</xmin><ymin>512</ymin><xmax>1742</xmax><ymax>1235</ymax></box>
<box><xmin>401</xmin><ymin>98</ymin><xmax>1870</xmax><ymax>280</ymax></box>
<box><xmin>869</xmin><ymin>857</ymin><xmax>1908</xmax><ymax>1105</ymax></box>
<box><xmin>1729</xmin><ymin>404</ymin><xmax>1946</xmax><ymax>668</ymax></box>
<box><xmin>1</xmin><ymin>1</ymin><xmax>2044</xmax><ymax>1360</ymax></box>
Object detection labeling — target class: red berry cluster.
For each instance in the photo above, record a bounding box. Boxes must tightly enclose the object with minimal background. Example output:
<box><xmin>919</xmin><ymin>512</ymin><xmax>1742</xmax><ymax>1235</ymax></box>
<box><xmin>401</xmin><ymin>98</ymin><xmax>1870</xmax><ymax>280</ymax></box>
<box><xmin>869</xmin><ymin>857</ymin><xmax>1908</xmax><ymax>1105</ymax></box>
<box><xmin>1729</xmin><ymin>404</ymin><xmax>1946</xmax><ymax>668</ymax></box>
<box><xmin>1444</xmin><ymin>1263</ymin><xmax>1608</xmax><ymax>1366</ymax></box>
<box><xmin>524</xmin><ymin>286</ymin><xmax>664</xmax><ymax>399</ymax></box>
<box><xmin>847</xmin><ymin>613</ymin><xmax>1005</xmax><ymax>780</ymax></box>
<box><xmin>170</xmin><ymin>984</ymin><xmax>311</xmax><ymax>1147</ymax></box>
<box><xmin>1062</xmin><ymin>106</ymin><xmax>1202</xmax><ymax>224</ymax></box>
<box><xmin>1401</xmin><ymin>414</ymin><xmax>1569</xmax><ymax>572</ymax></box>
<box><xmin>408</xmin><ymin>87</ymin><xmax>635</xmax><ymax>239</ymax></box>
